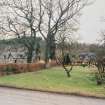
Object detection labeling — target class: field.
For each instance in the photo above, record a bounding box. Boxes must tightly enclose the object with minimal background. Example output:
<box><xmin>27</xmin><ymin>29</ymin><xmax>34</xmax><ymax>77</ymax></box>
<box><xmin>0</xmin><ymin>66</ymin><xmax>104</xmax><ymax>98</ymax></box>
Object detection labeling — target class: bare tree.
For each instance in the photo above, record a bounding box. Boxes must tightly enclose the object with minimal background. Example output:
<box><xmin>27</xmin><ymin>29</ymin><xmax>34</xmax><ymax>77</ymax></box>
<box><xmin>0</xmin><ymin>0</ymin><xmax>39</xmax><ymax>63</ymax></box>
<box><xmin>95</xmin><ymin>57</ymin><xmax>105</xmax><ymax>85</ymax></box>
<box><xmin>100</xmin><ymin>31</ymin><xmax>105</xmax><ymax>48</ymax></box>
<box><xmin>94</xmin><ymin>30</ymin><xmax>105</xmax><ymax>85</ymax></box>
<box><xmin>38</xmin><ymin>0</ymin><xmax>88</xmax><ymax>66</ymax></box>
<box><xmin>0</xmin><ymin>0</ymin><xmax>89</xmax><ymax>64</ymax></box>
<box><xmin>55</xmin><ymin>23</ymin><xmax>77</xmax><ymax>77</ymax></box>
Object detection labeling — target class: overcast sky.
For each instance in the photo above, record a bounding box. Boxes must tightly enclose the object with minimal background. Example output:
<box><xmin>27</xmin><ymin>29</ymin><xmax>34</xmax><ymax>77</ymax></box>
<box><xmin>0</xmin><ymin>0</ymin><xmax>105</xmax><ymax>44</ymax></box>
<box><xmin>78</xmin><ymin>0</ymin><xmax>105</xmax><ymax>44</ymax></box>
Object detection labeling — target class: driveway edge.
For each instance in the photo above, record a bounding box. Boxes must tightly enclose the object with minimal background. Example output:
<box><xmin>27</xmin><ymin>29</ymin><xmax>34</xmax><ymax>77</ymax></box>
<box><xmin>0</xmin><ymin>85</ymin><xmax>105</xmax><ymax>99</ymax></box>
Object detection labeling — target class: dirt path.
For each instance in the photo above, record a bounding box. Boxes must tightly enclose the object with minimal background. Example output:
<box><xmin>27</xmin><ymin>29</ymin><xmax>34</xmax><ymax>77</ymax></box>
<box><xmin>0</xmin><ymin>87</ymin><xmax>105</xmax><ymax>105</ymax></box>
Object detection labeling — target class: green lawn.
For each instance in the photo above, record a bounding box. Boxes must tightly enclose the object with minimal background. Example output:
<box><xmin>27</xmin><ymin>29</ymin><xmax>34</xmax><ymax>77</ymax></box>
<box><xmin>0</xmin><ymin>66</ymin><xmax>105</xmax><ymax>98</ymax></box>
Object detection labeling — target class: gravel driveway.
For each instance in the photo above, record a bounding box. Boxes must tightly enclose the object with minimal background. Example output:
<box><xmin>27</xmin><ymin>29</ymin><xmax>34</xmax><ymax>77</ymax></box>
<box><xmin>0</xmin><ymin>87</ymin><xmax>105</xmax><ymax>105</ymax></box>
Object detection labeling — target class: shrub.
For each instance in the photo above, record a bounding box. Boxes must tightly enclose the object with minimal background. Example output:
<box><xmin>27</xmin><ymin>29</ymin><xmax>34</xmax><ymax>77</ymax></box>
<box><xmin>81</xmin><ymin>63</ymin><xmax>88</xmax><ymax>67</ymax></box>
<box><xmin>3</xmin><ymin>65</ymin><xmax>17</xmax><ymax>75</ymax></box>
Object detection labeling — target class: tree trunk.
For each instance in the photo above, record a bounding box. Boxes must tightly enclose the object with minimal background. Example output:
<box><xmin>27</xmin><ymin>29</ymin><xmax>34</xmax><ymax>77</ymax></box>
<box><xmin>44</xmin><ymin>34</ymin><xmax>56</xmax><ymax>68</ymax></box>
<box><xmin>27</xmin><ymin>49</ymin><xmax>33</xmax><ymax>63</ymax></box>
<box><xmin>66</xmin><ymin>71</ymin><xmax>71</xmax><ymax>77</ymax></box>
<box><xmin>44</xmin><ymin>40</ymin><xmax>50</xmax><ymax>68</ymax></box>
<box><xmin>49</xmin><ymin>35</ymin><xmax>56</xmax><ymax>60</ymax></box>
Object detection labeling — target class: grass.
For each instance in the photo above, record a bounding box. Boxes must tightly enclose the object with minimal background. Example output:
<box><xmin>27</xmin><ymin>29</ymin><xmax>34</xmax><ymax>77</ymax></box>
<box><xmin>0</xmin><ymin>66</ymin><xmax>105</xmax><ymax>98</ymax></box>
